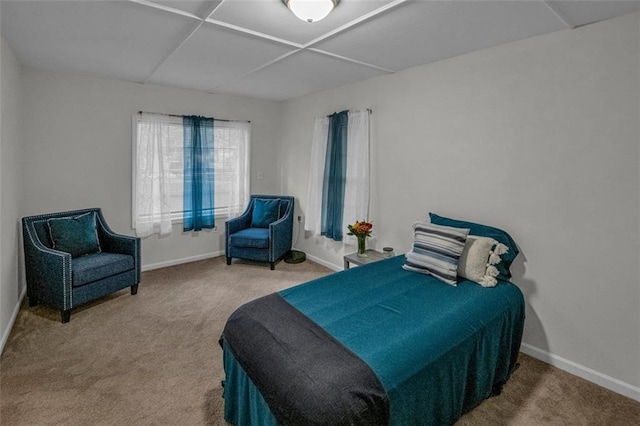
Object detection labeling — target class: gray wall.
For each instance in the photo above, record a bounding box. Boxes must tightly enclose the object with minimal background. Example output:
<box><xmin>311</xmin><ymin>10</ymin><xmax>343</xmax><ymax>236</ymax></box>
<box><xmin>279</xmin><ymin>13</ymin><xmax>639</xmax><ymax>395</ymax></box>
<box><xmin>0</xmin><ymin>63</ymin><xmax>282</xmax><ymax>350</ymax></box>
<box><xmin>1</xmin><ymin>11</ymin><xmax>638</xmax><ymax>400</ymax></box>
<box><xmin>20</xmin><ymin>69</ymin><xmax>282</xmax><ymax>269</ymax></box>
<box><xmin>0</xmin><ymin>36</ymin><xmax>24</xmax><ymax>351</ymax></box>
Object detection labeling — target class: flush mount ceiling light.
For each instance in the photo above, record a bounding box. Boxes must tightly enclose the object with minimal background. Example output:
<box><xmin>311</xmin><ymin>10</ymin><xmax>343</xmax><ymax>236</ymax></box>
<box><xmin>283</xmin><ymin>0</ymin><xmax>340</xmax><ymax>23</ymax></box>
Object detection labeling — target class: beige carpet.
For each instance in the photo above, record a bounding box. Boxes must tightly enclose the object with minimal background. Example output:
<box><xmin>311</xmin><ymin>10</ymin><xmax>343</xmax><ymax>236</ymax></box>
<box><xmin>1</xmin><ymin>256</ymin><xmax>638</xmax><ymax>425</ymax></box>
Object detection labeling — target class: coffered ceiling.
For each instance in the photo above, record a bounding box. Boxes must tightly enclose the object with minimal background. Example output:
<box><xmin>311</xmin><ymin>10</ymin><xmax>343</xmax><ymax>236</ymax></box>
<box><xmin>2</xmin><ymin>0</ymin><xmax>639</xmax><ymax>101</ymax></box>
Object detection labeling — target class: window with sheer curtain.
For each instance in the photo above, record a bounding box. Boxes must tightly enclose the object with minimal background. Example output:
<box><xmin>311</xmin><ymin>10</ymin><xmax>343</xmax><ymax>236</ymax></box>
<box><xmin>133</xmin><ymin>113</ymin><xmax>250</xmax><ymax>237</ymax></box>
<box><xmin>305</xmin><ymin>109</ymin><xmax>370</xmax><ymax>243</ymax></box>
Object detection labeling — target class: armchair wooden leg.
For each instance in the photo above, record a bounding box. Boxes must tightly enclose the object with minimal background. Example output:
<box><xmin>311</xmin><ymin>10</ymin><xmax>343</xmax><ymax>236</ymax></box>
<box><xmin>130</xmin><ymin>284</ymin><xmax>138</xmax><ymax>295</ymax></box>
<box><xmin>61</xmin><ymin>310</ymin><xmax>71</xmax><ymax>323</ymax></box>
<box><xmin>226</xmin><ymin>257</ymin><xmax>232</xmax><ymax>265</ymax></box>
<box><xmin>270</xmin><ymin>262</ymin><xmax>275</xmax><ymax>270</ymax></box>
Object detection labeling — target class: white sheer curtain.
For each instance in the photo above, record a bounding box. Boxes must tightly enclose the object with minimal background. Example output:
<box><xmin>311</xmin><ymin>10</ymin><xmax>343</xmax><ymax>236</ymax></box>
<box><xmin>134</xmin><ymin>113</ymin><xmax>173</xmax><ymax>237</ymax></box>
<box><xmin>342</xmin><ymin>109</ymin><xmax>370</xmax><ymax>244</ymax></box>
<box><xmin>214</xmin><ymin>121</ymin><xmax>251</xmax><ymax>218</ymax></box>
<box><xmin>304</xmin><ymin>110</ymin><xmax>370</xmax><ymax>243</ymax></box>
<box><xmin>304</xmin><ymin>116</ymin><xmax>329</xmax><ymax>234</ymax></box>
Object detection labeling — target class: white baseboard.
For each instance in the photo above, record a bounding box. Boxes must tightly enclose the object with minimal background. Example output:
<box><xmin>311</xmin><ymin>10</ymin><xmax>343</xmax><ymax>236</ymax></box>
<box><xmin>520</xmin><ymin>343</ymin><xmax>640</xmax><ymax>401</ymax></box>
<box><xmin>300</xmin><ymin>251</ymin><xmax>342</xmax><ymax>272</ymax></box>
<box><xmin>6</xmin><ymin>254</ymin><xmax>638</xmax><ymax>403</ymax></box>
<box><xmin>301</xmin><ymin>252</ymin><xmax>640</xmax><ymax>402</ymax></box>
<box><xmin>0</xmin><ymin>285</ymin><xmax>26</xmax><ymax>355</ymax></box>
<box><xmin>142</xmin><ymin>251</ymin><xmax>224</xmax><ymax>272</ymax></box>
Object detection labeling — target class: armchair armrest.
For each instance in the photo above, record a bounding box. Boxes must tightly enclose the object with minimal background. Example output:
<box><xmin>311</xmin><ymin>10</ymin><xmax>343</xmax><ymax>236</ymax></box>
<box><xmin>22</xmin><ymin>220</ymin><xmax>73</xmax><ymax>311</ymax></box>
<box><xmin>269</xmin><ymin>215</ymin><xmax>294</xmax><ymax>262</ymax></box>
<box><xmin>98</xmin><ymin>228</ymin><xmax>139</xmax><ymax>256</ymax></box>
<box><xmin>95</xmin><ymin>211</ymin><xmax>141</xmax><ymax>284</ymax></box>
<box><xmin>226</xmin><ymin>210</ymin><xmax>252</xmax><ymax>236</ymax></box>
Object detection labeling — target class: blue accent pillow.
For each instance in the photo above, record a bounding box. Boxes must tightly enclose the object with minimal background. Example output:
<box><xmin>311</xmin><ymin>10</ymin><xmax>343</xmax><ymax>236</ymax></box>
<box><xmin>48</xmin><ymin>212</ymin><xmax>101</xmax><ymax>258</ymax></box>
<box><xmin>429</xmin><ymin>212</ymin><xmax>519</xmax><ymax>280</ymax></box>
<box><xmin>251</xmin><ymin>199</ymin><xmax>280</xmax><ymax>228</ymax></box>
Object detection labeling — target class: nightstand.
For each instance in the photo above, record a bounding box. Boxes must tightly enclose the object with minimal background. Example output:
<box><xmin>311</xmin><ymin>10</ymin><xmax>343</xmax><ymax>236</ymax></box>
<box><xmin>343</xmin><ymin>249</ymin><xmax>385</xmax><ymax>270</ymax></box>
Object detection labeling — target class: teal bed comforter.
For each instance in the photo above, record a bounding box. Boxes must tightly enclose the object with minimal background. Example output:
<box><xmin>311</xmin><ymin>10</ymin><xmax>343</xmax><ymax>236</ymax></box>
<box><xmin>222</xmin><ymin>255</ymin><xmax>525</xmax><ymax>425</ymax></box>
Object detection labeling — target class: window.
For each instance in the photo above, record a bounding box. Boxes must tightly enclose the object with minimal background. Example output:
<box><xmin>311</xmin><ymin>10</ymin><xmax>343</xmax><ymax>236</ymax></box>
<box><xmin>213</xmin><ymin>121</ymin><xmax>251</xmax><ymax>217</ymax></box>
<box><xmin>305</xmin><ymin>109</ymin><xmax>370</xmax><ymax>242</ymax></box>
<box><xmin>133</xmin><ymin>113</ymin><xmax>250</xmax><ymax>237</ymax></box>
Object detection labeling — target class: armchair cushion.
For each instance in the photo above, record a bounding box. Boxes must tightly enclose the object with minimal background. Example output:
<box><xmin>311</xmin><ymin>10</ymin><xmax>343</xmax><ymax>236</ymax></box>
<box><xmin>229</xmin><ymin>228</ymin><xmax>270</xmax><ymax>249</ymax></box>
<box><xmin>48</xmin><ymin>212</ymin><xmax>101</xmax><ymax>258</ymax></box>
<box><xmin>251</xmin><ymin>198</ymin><xmax>280</xmax><ymax>228</ymax></box>
<box><xmin>72</xmin><ymin>253</ymin><xmax>135</xmax><ymax>287</ymax></box>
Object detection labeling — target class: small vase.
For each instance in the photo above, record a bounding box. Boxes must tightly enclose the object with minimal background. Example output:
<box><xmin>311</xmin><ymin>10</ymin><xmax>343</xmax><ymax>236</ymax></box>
<box><xmin>357</xmin><ymin>236</ymin><xmax>367</xmax><ymax>258</ymax></box>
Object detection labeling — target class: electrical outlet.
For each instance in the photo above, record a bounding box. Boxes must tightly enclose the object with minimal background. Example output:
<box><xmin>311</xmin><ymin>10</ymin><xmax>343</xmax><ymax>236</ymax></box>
<box><xmin>297</xmin><ymin>215</ymin><xmax>303</xmax><ymax>223</ymax></box>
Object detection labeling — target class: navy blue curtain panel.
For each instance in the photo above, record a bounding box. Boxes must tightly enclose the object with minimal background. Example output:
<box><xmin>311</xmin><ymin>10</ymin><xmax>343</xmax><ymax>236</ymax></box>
<box><xmin>321</xmin><ymin>110</ymin><xmax>348</xmax><ymax>241</ymax></box>
<box><xmin>183</xmin><ymin>115</ymin><xmax>215</xmax><ymax>232</ymax></box>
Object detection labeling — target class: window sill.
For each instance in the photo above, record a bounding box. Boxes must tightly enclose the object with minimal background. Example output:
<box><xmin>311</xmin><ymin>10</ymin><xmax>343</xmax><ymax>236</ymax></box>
<box><xmin>170</xmin><ymin>213</ymin><xmax>230</xmax><ymax>225</ymax></box>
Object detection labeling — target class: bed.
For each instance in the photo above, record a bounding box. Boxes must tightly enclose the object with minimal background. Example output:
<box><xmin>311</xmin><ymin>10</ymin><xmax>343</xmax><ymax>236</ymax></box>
<box><xmin>220</xmin><ymin>252</ymin><xmax>525</xmax><ymax>426</ymax></box>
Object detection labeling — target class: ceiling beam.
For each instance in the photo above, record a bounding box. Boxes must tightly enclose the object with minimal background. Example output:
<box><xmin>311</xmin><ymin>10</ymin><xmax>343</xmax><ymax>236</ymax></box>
<box><xmin>126</xmin><ymin>0</ymin><xmax>201</xmax><ymax>22</ymax></box>
<box><xmin>203</xmin><ymin>0</ymin><xmax>227</xmax><ymax>21</ymax></box>
<box><xmin>207</xmin><ymin>49</ymin><xmax>302</xmax><ymax>94</ymax></box>
<box><xmin>307</xmin><ymin>48</ymin><xmax>395</xmax><ymax>73</ymax></box>
<box><xmin>543</xmin><ymin>1</ymin><xmax>575</xmax><ymax>29</ymax></box>
<box><xmin>206</xmin><ymin>0</ymin><xmax>409</xmax><ymax>96</ymax></box>
<box><xmin>135</xmin><ymin>0</ymin><xmax>229</xmax><ymax>84</ymax></box>
<box><xmin>204</xmin><ymin>18</ymin><xmax>304</xmax><ymax>49</ymax></box>
<box><xmin>141</xmin><ymin>21</ymin><xmax>206</xmax><ymax>84</ymax></box>
<box><xmin>303</xmin><ymin>0</ymin><xmax>410</xmax><ymax>49</ymax></box>
<box><xmin>130</xmin><ymin>0</ymin><xmax>410</xmax><ymax>95</ymax></box>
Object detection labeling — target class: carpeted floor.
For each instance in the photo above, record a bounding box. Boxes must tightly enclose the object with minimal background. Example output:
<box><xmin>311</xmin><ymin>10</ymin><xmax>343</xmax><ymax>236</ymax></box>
<box><xmin>1</xmin><ymin>256</ymin><xmax>638</xmax><ymax>425</ymax></box>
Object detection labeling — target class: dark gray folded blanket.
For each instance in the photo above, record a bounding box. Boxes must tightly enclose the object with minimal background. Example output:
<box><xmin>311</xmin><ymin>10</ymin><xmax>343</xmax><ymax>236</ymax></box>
<box><xmin>221</xmin><ymin>293</ymin><xmax>389</xmax><ymax>426</ymax></box>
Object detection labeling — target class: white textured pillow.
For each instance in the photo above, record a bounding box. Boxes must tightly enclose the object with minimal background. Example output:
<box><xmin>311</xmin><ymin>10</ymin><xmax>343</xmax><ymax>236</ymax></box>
<box><xmin>458</xmin><ymin>236</ymin><xmax>508</xmax><ymax>287</ymax></box>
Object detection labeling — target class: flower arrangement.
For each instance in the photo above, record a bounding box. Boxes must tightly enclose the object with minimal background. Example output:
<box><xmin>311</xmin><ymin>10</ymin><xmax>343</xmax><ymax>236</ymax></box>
<box><xmin>347</xmin><ymin>221</ymin><xmax>373</xmax><ymax>257</ymax></box>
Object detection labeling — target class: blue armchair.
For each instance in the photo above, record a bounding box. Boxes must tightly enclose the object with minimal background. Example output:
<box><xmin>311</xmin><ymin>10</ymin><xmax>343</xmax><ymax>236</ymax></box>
<box><xmin>225</xmin><ymin>195</ymin><xmax>294</xmax><ymax>270</ymax></box>
<box><xmin>22</xmin><ymin>208</ymin><xmax>141</xmax><ymax>323</ymax></box>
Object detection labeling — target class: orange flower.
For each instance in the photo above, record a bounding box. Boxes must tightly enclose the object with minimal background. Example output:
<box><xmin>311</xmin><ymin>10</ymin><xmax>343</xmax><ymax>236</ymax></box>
<box><xmin>347</xmin><ymin>221</ymin><xmax>373</xmax><ymax>238</ymax></box>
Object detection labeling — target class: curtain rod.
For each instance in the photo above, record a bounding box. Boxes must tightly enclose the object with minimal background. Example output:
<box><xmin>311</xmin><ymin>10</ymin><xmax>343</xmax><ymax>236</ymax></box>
<box><xmin>138</xmin><ymin>111</ymin><xmax>250</xmax><ymax>123</ymax></box>
<box><xmin>316</xmin><ymin>109</ymin><xmax>372</xmax><ymax>119</ymax></box>
<box><xmin>340</xmin><ymin>109</ymin><xmax>373</xmax><ymax>114</ymax></box>
<box><xmin>336</xmin><ymin>108</ymin><xmax>373</xmax><ymax>114</ymax></box>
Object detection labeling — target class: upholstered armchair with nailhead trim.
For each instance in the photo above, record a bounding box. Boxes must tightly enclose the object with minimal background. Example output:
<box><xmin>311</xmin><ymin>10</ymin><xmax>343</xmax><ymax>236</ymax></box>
<box><xmin>22</xmin><ymin>208</ymin><xmax>141</xmax><ymax>323</ymax></box>
<box><xmin>225</xmin><ymin>195</ymin><xmax>294</xmax><ymax>270</ymax></box>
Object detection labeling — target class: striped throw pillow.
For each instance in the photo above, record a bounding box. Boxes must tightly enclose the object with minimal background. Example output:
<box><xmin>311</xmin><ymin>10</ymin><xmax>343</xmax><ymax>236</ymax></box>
<box><xmin>403</xmin><ymin>221</ymin><xmax>470</xmax><ymax>285</ymax></box>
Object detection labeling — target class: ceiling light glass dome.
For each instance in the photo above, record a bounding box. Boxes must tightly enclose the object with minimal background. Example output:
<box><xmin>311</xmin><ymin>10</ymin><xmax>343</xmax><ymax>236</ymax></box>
<box><xmin>284</xmin><ymin>0</ymin><xmax>340</xmax><ymax>23</ymax></box>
